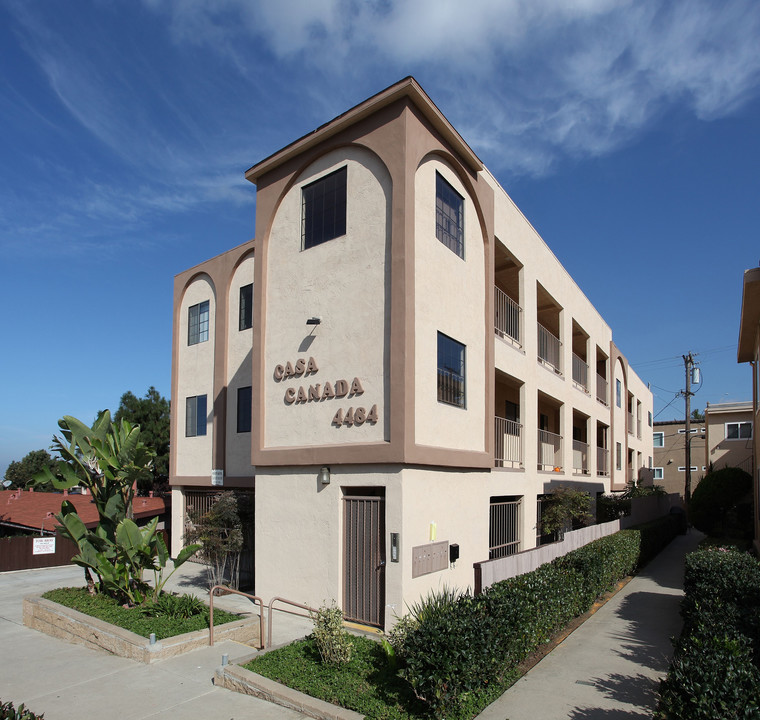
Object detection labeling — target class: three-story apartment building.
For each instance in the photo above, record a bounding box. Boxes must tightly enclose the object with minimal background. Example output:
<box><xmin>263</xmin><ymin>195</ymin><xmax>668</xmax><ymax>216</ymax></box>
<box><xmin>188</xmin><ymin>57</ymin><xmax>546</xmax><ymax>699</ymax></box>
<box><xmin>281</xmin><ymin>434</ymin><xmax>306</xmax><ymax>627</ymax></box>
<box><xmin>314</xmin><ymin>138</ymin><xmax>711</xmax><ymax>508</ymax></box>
<box><xmin>170</xmin><ymin>77</ymin><xmax>653</xmax><ymax>629</ymax></box>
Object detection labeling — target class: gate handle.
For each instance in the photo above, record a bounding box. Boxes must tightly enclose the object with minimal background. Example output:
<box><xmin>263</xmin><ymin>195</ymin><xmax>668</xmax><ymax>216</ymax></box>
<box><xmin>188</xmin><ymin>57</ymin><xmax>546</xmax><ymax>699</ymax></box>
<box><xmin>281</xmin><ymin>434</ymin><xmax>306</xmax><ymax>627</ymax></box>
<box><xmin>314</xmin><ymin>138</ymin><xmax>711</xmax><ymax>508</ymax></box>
<box><xmin>377</xmin><ymin>560</ymin><xmax>386</xmax><ymax>569</ymax></box>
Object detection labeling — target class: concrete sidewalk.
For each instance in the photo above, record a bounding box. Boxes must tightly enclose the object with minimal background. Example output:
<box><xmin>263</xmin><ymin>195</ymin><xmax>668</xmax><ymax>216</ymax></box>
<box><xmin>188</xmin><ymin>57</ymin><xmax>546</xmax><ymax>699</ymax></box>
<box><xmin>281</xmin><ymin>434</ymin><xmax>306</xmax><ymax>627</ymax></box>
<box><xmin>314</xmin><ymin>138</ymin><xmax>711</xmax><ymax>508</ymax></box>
<box><xmin>477</xmin><ymin>530</ymin><xmax>703</xmax><ymax>720</ymax></box>
<box><xmin>0</xmin><ymin>561</ymin><xmax>313</xmax><ymax>719</ymax></box>
<box><xmin>1</xmin><ymin>533</ymin><xmax>701</xmax><ymax>719</ymax></box>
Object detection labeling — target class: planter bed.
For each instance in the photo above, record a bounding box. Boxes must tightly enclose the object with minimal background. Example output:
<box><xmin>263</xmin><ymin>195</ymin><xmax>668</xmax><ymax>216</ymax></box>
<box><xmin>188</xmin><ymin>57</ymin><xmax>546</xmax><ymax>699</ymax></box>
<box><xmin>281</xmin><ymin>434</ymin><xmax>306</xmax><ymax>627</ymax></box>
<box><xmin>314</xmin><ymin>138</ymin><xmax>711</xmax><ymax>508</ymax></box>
<box><xmin>23</xmin><ymin>594</ymin><xmax>259</xmax><ymax>664</ymax></box>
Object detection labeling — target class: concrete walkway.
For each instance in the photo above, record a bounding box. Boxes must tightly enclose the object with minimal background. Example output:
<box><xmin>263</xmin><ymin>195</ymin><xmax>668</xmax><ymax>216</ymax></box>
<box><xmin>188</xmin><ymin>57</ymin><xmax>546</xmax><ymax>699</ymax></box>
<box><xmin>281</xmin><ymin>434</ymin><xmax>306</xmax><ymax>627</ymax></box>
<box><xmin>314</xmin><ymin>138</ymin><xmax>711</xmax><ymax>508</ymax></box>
<box><xmin>0</xmin><ymin>561</ymin><xmax>313</xmax><ymax>719</ymax></box>
<box><xmin>477</xmin><ymin>530</ymin><xmax>703</xmax><ymax>720</ymax></box>
<box><xmin>1</xmin><ymin>532</ymin><xmax>701</xmax><ymax>719</ymax></box>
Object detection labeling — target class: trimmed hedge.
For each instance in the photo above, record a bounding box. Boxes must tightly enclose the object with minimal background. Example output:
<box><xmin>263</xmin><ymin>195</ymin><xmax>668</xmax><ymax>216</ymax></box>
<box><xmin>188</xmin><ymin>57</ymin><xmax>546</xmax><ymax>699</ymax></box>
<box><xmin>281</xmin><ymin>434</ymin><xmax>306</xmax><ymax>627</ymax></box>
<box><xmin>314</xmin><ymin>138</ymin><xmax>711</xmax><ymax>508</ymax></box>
<box><xmin>402</xmin><ymin>515</ymin><xmax>680</xmax><ymax>716</ymax></box>
<box><xmin>658</xmin><ymin>547</ymin><xmax>760</xmax><ymax>719</ymax></box>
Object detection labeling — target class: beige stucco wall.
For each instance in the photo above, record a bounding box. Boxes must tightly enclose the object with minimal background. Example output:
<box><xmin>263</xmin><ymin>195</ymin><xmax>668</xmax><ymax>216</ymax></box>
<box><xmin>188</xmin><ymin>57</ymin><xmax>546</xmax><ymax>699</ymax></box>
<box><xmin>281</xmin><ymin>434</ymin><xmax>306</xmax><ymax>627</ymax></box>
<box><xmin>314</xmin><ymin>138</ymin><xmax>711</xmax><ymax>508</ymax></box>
<box><xmin>226</xmin><ymin>254</ymin><xmax>255</xmax><ymax>477</ymax></box>
<box><xmin>705</xmin><ymin>403</ymin><xmax>754</xmax><ymax>471</ymax></box>
<box><xmin>262</xmin><ymin>147</ymin><xmax>391</xmax><ymax>449</ymax></box>
<box><xmin>175</xmin><ymin>274</ymin><xmax>215</xmax><ymax>478</ymax></box>
<box><xmin>414</xmin><ymin>156</ymin><xmax>486</xmax><ymax>452</ymax></box>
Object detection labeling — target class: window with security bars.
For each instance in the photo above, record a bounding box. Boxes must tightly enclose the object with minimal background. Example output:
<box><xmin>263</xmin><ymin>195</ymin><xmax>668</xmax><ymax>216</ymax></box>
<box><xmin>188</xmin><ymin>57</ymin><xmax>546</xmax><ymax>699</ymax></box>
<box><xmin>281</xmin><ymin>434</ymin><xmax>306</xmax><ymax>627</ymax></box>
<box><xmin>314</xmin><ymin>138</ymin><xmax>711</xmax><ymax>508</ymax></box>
<box><xmin>237</xmin><ymin>386</ymin><xmax>252</xmax><ymax>433</ymax></box>
<box><xmin>489</xmin><ymin>496</ymin><xmax>521</xmax><ymax>558</ymax></box>
<box><xmin>188</xmin><ymin>301</ymin><xmax>209</xmax><ymax>345</ymax></box>
<box><xmin>435</xmin><ymin>172</ymin><xmax>464</xmax><ymax>258</ymax></box>
<box><xmin>239</xmin><ymin>284</ymin><xmax>252</xmax><ymax>331</ymax></box>
<box><xmin>437</xmin><ymin>332</ymin><xmax>465</xmax><ymax>408</ymax></box>
<box><xmin>302</xmin><ymin>166</ymin><xmax>347</xmax><ymax>249</ymax></box>
<box><xmin>185</xmin><ymin>395</ymin><xmax>207</xmax><ymax>437</ymax></box>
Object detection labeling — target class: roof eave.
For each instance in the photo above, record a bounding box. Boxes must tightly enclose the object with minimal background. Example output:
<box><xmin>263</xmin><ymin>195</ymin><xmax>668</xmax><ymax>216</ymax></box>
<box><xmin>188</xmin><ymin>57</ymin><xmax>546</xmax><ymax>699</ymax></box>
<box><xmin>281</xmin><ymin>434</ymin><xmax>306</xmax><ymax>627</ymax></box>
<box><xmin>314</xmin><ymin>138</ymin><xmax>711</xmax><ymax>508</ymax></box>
<box><xmin>738</xmin><ymin>267</ymin><xmax>760</xmax><ymax>362</ymax></box>
<box><xmin>245</xmin><ymin>76</ymin><xmax>483</xmax><ymax>185</ymax></box>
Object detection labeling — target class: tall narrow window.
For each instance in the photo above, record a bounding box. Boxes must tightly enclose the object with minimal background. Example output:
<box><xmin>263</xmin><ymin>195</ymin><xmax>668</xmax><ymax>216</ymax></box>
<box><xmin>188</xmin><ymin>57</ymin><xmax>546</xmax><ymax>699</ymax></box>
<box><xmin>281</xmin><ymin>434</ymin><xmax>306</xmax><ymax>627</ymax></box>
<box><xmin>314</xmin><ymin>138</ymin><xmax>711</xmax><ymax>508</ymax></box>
<box><xmin>185</xmin><ymin>395</ymin><xmax>207</xmax><ymax>437</ymax></box>
<box><xmin>435</xmin><ymin>172</ymin><xmax>464</xmax><ymax>258</ymax></box>
<box><xmin>615</xmin><ymin>379</ymin><xmax>622</xmax><ymax>408</ymax></box>
<box><xmin>437</xmin><ymin>332</ymin><xmax>466</xmax><ymax>408</ymax></box>
<box><xmin>188</xmin><ymin>301</ymin><xmax>210</xmax><ymax>345</ymax></box>
<box><xmin>302</xmin><ymin>166</ymin><xmax>347</xmax><ymax>249</ymax></box>
<box><xmin>237</xmin><ymin>386</ymin><xmax>252</xmax><ymax>433</ymax></box>
<box><xmin>239</xmin><ymin>284</ymin><xmax>253</xmax><ymax>331</ymax></box>
<box><xmin>615</xmin><ymin>442</ymin><xmax>622</xmax><ymax>470</ymax></box>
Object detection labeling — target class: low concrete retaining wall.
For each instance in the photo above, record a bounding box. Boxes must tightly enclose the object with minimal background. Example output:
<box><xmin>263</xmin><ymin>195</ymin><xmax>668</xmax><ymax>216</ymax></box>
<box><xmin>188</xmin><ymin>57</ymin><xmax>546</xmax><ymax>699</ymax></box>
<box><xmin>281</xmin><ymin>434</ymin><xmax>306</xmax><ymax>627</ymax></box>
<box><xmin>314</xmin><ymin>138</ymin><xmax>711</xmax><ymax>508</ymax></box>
<box><xmin>23</xmin><ymin>595</ymin><xmax>259</xmax><ymax>663</ymax></box>
<box><xmin>214</xmin><ymin>662</ymin><xmax>364</xmax><ymax>720</ymax></box>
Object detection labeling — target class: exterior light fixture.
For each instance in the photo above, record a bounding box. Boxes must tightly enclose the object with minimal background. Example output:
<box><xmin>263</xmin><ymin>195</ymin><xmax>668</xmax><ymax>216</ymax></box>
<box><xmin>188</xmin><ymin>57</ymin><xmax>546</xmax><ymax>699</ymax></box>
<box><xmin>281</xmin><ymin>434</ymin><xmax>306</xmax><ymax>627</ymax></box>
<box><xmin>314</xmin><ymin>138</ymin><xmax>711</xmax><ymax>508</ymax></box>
<box><xmin>318</xmin><ymin>466</ymin><xmax>331</xmax><ymax>485</ymax></box>
<box><xmin>306</xmin><ymin>317</ymin><xmax>321</xmax><ymax>325</ymax></box>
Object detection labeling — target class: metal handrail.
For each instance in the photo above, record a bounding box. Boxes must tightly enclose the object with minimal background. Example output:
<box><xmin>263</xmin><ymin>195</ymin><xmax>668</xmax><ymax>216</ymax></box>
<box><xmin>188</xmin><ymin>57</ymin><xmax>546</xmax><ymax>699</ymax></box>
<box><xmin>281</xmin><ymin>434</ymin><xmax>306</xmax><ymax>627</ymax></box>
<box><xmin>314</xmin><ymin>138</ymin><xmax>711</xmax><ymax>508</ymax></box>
<box><xmin>267</xmin><ymin>596</ymin><xmax>318</xmax><ymax>649</ymax></box>
<box><xmin>208</xmin><ymin>585</ymin><xmax>265</xmax><ymax>649</ymax></box>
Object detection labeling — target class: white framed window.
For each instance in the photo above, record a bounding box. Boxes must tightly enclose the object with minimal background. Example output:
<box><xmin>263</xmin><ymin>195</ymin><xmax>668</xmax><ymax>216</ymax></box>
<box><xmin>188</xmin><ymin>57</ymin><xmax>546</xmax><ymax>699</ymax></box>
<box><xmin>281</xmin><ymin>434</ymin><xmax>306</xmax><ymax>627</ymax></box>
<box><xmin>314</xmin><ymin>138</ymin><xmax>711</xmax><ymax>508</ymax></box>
<box><xmin>678</xmin><ymin>466</ymin><xmax>698</xmax><ymax>472</ymax></box>
<box><xmin>726</xmin><ymin>421</ymin><xmax>752</xmax><ymax>440</ymax></box>
<box><xmin>678</xmin><ymin>428</ymin><xmax>703</xmax><ymax>434</ymax></box>
<box><xmin>188</xmin><ymin>301</ymin><xmax>209</xmax><ymax>345</ymax></box>
<box><xmin>653</xmin><ymin>467</ymin><xmax>664</xmax><ymax>480</ymax></box>
<box><xmin>653</xmin><ymin>432</ymin><xmax>664</xmax><ymax>447</ymax></box>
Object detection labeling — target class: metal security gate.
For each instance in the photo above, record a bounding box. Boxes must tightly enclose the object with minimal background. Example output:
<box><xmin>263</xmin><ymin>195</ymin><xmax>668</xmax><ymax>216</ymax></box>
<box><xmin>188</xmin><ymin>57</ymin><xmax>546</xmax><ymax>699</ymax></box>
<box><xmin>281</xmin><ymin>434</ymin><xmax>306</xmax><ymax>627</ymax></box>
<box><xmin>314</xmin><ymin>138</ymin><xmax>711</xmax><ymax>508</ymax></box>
<box><xmin>343</xmin><ymin>494</ymin><xmax>385</xmax><ymax>627</ymax></box>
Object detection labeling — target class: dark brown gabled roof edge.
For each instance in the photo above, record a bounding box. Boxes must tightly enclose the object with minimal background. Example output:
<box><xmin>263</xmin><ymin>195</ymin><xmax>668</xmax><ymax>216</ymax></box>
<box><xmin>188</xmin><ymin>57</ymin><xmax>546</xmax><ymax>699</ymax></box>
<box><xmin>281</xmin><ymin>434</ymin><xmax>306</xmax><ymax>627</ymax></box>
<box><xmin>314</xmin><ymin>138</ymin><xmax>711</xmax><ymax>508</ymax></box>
<box><xmin>245</xmin><ymin>76</ymin><xmax>484</xmax><ymax>184</ymax></box>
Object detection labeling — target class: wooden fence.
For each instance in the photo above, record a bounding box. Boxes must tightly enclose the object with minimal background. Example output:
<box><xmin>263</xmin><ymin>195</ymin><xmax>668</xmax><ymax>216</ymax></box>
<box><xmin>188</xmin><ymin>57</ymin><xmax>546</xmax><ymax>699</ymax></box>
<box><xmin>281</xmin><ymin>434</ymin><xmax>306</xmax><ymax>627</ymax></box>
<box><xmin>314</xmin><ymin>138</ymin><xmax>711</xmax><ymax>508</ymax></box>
<box><xmin>474</xmin><ymin>493</ymin><xmax>678</xmax><ymax>593</ymax></box>
<box><xmin>0</xmin><ymin>529</ymin><xmax>170</xmax><ymax>573</ymax></box>
<box><xmin>0</xmin><ymin>532</ymin><xmax>78</xmax><ymax>572</ymax></box>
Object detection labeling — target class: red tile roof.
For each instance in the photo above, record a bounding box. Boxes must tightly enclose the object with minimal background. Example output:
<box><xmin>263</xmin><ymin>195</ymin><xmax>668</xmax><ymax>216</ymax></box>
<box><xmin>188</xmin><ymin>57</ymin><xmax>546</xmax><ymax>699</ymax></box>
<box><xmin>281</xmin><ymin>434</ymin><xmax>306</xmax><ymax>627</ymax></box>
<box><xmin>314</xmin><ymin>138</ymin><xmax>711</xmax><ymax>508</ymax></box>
<box><xmin>0</xmin><ymin>489</ymin><xmax>169</xmax><ymax>533</ymax></box>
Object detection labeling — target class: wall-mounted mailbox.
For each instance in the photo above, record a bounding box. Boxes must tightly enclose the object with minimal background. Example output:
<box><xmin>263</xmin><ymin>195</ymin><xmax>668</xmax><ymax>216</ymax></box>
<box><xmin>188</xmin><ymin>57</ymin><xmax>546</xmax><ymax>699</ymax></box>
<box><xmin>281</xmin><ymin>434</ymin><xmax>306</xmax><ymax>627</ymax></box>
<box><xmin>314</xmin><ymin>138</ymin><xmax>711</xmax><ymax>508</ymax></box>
<box><xmin>411</xmin><ymin>541</ymin><xmax>448</xmax><ymax>578</ymax></box>
<box><xmin>390</xmin><ymin>533</ymin><xmax>399</xmax><ymax>562</ymax></box>
<box><xmin>449</xmin><ymin>543</ymin><xmax>460</xmax><ymax>564</ymax></box>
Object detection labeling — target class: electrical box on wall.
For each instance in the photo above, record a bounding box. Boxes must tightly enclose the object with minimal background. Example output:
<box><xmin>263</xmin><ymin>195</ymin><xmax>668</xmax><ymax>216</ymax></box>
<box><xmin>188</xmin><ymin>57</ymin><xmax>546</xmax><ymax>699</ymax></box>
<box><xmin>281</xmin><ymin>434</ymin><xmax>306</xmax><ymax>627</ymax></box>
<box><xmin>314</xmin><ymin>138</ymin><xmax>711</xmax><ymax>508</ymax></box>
<box><xmin>449</xmin><ymin>543</ymin><xmax>459</xmax><ymax>564</ymax></box>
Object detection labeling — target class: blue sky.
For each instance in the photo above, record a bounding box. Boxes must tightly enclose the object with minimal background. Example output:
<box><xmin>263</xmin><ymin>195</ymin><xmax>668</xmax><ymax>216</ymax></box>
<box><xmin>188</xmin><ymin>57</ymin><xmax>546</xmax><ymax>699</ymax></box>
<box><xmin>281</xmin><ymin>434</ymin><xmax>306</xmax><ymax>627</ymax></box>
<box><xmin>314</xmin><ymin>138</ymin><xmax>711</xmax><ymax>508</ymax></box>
<box><xmin>2</xmin><ymin>0</ymin><xmax>760</xmax><ymax>476</ymax></box>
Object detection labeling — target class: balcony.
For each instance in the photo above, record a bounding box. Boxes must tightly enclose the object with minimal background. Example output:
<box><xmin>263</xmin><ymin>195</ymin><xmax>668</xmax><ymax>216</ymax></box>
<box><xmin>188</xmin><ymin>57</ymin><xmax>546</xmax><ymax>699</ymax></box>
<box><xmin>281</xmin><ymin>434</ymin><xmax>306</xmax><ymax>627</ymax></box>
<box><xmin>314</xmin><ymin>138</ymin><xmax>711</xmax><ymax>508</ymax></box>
<box><xmin>538</xmin><ymin>429</ymin><xmax>562</xmax><ymax>471</ymax></box>
<box><xmin>573</xmin><ymin>439</ymin><xmax>589</xmax><ymax>475</ymax></box>
<box><xmin>537</xmin><ymin>323</ymin><xmax>561</xmax><ymax>374</ymax></box>
<box><xmin>596</xmin><ymin>374</ymin><xmax>608</xmax><ymax>405</ymax></box>
<box><xmin>597</xmin><ymin>446</ymin><xmax>609</xmax><ymax>476</ymax></box>
<box><xmin>494</xmin><ymin>286</ymin><xmax>522</xmax><ymax>347</ymax></box>
<box><xmin>572</xmin><ymin>353</ymin><xmax>588</xmax><ymax>391</ymax></box>
<box><xmin>494</xmin><ymin>417</ymin><xmax>522</xmax><ymax>468</ymax></box>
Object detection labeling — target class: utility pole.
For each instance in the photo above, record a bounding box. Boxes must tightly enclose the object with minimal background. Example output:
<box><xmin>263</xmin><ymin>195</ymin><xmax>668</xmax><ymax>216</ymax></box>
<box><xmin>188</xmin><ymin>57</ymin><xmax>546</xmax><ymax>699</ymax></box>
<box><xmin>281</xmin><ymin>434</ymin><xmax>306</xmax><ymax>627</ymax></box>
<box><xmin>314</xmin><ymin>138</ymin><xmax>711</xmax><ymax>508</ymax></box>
<box><xmin>683</xmin><ymin>352</ymin><xmax>695</xmax><ymax>506</ymax></box>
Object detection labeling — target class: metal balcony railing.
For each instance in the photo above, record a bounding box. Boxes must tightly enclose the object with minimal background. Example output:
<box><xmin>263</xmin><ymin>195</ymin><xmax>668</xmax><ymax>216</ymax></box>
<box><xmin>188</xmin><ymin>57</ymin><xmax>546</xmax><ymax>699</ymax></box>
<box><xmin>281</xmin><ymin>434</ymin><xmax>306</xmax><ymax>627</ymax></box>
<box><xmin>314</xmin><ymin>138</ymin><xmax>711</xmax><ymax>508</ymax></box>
<box><xmin>572</xmin><ymin>353</ymin><xmax>588</xmax><ymax>390</ymax></box>
<box><xmin>494</xmin><ymin>286</ymin><xmax>522</xmax><ymax>346</ymax></box>
<box><xmin>572</xmin><ymin>439</ymin><xmax>589</xmax><ymax>474</ymax></box>
<box><xmin>573</xmin><ymin>440</ymin><xmax>588</xmax><ymax>475</ymax></box>
<box><xmin>596</xmin><ymin>374</ymin><xmax>608</xmax><ymax>405</ymax></box>
<box><xmin>597</xmin><ymin>447</ymin><xmax>609</xmax><ymax>476</ymax></box>
<box><xmin>537</xmin><ymin>323</ymin><xmax>561</xmax><ymax>373</ymax></box>
<box><xmin>538</xmin><ymin>428</ymin><xmax>562</xmax><ymax>471</ymax></box>
<box><xmin>494</xmin><ymin>417</ymin><xmax>522</xmax><ymax>468</ymax></box>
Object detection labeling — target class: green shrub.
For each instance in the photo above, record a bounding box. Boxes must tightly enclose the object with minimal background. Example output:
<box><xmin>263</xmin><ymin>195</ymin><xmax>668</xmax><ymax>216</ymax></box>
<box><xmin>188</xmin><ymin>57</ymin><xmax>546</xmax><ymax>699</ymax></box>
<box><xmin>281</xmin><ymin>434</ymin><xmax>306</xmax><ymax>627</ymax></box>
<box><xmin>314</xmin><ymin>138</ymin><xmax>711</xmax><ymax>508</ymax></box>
<box><xmin>689</xmin><ymin>467</ymin><xmax>752</xmax><ymax>538</ymax></box>
<box><xmin>43</xmin><ymin>587</ymin><xmax>238</xmax><ymax>639</ymax></box>
<box><xmin>658</xmin><ymin>547</ymin><xmax>760</xmax><ymax>719</ymax></box>
<box><xmin>0</xmin><ymin>700</ymin><xmax>44</xmax><ymax>720</ymax></box>
<box><xmin>310</xmin><ymin>603</ymin><xmax>352</xmax><ymax>665</ymax></box>
<box><xmin>401</xmin><ymin>516</ymin><xmax>678</xmax><ymax>716</ymax></box>
<box><xmin>140</xmin><ymin>592</ymin><xmax>207</xmax><ymax>620</ymax></box>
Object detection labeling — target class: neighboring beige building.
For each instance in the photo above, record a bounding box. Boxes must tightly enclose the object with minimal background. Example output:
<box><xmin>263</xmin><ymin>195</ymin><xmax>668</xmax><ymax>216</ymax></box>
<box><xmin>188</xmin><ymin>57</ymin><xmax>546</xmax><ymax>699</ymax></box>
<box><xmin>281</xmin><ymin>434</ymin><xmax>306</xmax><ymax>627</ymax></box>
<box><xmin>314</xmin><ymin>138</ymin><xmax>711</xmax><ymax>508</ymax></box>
<box><xmin>170</xmin><ymin>78</ymin><xmax>653</xmax><ymax>629</ymax></box>
<box><xmin>738</xmin><ymin>266</ymin><xmax>760</xmax><ymax>552</ymax></box>
<box><xmin>652</xmin><ymin>419</ymin><xmax>706</xmax><ymax>502</ymax></box>
<box><xmin>704</xmin><ymin>401</ymin><xmax>754</xmax><ymax>474</ymax></box>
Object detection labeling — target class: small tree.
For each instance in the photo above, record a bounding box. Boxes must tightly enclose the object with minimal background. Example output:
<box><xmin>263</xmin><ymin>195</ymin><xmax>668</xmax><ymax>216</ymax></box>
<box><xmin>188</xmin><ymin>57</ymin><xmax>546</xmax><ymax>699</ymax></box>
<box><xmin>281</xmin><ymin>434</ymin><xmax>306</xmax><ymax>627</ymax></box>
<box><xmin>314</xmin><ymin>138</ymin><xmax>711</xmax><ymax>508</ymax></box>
<box><xmin>689</xmin><ymin>467</ymin><xmax>752</xmax><ymax>538</ymax></box>
<box><xmin>4</xmin><ymin>449</ymin><xmax>57</xmax><ymax>490</ymax></box>
<box><xmin>540</xmin><ymin>486</ymin><xmax>592</xmax><ymax>540</ymax></box>
<box><xmin>34</xmin><ymin>411</ymin><xmax>198</xmax><ymax>602</ymax></box>
<box><xmin>185</xmin><ymin>492</ymin><xmax>244</xmax><ymax>589</ymax></box>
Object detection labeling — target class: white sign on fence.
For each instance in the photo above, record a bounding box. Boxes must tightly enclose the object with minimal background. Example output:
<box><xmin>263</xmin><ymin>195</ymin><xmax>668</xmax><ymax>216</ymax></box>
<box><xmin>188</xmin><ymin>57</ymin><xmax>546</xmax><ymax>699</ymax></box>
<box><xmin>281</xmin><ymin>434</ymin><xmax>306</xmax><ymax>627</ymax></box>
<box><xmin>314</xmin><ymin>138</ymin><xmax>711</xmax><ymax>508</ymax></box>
<box><xmin>33</xmin><ymin>537</ymin><xmax>56</xmax><ymax>555</ymax></box>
